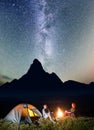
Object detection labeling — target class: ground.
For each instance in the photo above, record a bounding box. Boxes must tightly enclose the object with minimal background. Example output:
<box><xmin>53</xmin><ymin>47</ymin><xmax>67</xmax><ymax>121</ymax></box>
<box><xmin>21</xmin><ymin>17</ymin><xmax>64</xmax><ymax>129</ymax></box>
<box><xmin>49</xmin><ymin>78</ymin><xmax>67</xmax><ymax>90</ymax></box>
<box><xmin>0</xmin><ymin>117</ymin><xmax>94</xmax><ymax>130</ymax></box>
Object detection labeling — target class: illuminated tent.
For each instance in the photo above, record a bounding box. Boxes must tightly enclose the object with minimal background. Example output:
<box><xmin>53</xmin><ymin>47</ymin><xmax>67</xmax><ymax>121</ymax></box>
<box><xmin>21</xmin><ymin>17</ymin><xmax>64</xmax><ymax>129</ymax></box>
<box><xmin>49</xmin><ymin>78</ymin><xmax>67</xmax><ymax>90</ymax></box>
<box><xmin>4</xmin><ymin>103</ymin><xmax>42</xmax><ymax>124</ymax></box>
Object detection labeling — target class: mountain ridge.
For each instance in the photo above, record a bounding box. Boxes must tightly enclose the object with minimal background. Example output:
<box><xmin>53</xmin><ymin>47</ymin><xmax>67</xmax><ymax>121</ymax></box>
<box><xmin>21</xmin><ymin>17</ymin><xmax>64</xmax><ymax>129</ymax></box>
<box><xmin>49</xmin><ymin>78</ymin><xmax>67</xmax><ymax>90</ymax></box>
<box><xmin>0</xmin><ymin>59</ymin><xmax>94</xmax><ymax>98</ymax></box>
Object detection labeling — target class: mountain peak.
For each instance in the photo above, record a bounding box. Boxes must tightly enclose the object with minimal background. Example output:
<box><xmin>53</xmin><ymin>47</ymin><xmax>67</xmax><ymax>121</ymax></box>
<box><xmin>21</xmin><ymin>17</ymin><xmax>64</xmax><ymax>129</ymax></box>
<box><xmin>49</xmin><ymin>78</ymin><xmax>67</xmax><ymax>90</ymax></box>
<box><xmin>33</xmin><ymin>59</ymin><xmax>42</xmax><ymax>66</ymax></box>
<box><xmin>27</xmin><ymin>59</ymin><xmax>44</xmax><ymax>74</ymax></box>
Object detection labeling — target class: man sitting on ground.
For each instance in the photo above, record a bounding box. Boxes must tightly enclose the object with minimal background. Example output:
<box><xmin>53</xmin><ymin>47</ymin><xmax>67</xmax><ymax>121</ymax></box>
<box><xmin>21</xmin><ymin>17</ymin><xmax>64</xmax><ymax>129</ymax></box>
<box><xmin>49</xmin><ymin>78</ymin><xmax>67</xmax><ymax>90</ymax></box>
<box><xmin>42</xmin><ymin>104</ymin><xmax>55</xmax><ymax>123</ymax></box>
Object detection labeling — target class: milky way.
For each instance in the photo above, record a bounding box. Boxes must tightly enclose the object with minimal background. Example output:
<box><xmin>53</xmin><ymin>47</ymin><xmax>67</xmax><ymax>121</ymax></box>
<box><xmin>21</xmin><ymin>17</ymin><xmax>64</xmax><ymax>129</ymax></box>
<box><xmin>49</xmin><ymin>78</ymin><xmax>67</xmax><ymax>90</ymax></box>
<box><xmin>0</xmin><ymin>0</ymin><xmax>94</xmax><ymax>84</ymax></box>
<box><xmin>31</xmin><ymin>0</ymin><xmax>57</xmax><ymax>67</ymax></box>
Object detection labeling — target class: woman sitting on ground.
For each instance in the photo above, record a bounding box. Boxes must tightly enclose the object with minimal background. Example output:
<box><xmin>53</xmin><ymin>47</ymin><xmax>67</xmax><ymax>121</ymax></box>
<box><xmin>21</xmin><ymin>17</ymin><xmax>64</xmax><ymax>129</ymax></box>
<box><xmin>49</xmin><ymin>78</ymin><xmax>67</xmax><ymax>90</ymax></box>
<box><xmin>65</xmin><ymin>102</ymin><xmax>77</xmax><ymax>117</ymax></box>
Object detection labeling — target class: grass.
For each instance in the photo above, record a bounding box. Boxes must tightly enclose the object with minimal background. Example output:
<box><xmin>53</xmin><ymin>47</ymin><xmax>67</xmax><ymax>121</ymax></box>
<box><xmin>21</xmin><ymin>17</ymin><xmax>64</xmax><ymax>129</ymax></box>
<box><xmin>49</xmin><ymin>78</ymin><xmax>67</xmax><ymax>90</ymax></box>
<box><xmin>0</xmin><ymin>117</ymin><xmax>94</xmax><ymax>130</ymax></box>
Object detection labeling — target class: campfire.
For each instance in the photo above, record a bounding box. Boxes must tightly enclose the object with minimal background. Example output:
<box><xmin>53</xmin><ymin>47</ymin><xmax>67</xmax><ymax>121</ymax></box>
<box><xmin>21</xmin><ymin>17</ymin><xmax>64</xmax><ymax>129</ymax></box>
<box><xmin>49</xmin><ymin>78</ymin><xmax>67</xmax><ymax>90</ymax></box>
<box><xmin>56</xmin><ymin>107</ymin><xmax>64</xmax><ymax>119</ymax></box>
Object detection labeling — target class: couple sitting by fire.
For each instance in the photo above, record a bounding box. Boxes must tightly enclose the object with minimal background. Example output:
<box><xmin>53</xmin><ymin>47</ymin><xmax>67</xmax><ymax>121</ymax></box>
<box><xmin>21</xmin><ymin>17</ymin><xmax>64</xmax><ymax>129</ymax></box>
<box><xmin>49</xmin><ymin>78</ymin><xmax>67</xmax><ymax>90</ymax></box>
<box><xmin>42</xmin><ymin>102</ymin><xmax>77</xmax><ymax>122</ymax></box>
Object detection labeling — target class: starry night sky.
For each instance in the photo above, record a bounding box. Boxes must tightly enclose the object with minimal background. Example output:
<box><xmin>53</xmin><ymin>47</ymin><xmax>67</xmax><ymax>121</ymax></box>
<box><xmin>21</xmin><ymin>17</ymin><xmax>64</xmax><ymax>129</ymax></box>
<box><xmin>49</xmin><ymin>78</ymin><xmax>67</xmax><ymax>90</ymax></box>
<box><xmin>0</xmin><ymin>0</ymin><xmax>94</xmax><ymax>84</ymax></box>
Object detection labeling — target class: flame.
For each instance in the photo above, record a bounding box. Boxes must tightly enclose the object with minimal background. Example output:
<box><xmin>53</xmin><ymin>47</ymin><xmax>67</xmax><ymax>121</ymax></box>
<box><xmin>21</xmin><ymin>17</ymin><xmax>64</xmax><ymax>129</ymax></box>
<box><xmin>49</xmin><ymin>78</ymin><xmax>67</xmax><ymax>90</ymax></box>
<box><xmin>56</xmin><ymin>108</ymin><xmax>64</xmax><ymax>118</ymax></box>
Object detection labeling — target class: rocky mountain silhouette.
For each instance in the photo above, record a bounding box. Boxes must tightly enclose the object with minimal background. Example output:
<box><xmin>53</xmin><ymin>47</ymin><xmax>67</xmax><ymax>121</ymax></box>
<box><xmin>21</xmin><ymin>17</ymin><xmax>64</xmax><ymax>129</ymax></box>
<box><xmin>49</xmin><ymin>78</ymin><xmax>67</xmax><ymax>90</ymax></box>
<box><xmin>0</xmin><ymin>59</ymin><xmax>94</xmax><ymax>98</ymax></box>
<box><xmin>0</xmin><ymin>59</ymin><xmax>94</xmax><ymax>116</ymax></box>
<box><xmin>0</xmin><ymin>59</ymin><xmax>63</xmax><ymax>98</ymax></box>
